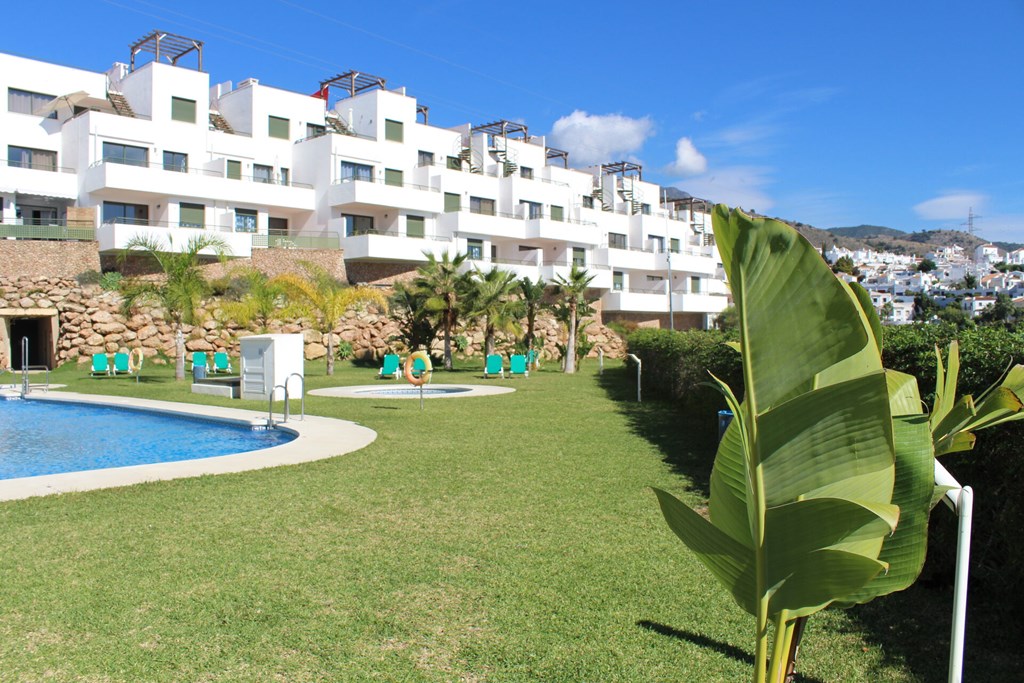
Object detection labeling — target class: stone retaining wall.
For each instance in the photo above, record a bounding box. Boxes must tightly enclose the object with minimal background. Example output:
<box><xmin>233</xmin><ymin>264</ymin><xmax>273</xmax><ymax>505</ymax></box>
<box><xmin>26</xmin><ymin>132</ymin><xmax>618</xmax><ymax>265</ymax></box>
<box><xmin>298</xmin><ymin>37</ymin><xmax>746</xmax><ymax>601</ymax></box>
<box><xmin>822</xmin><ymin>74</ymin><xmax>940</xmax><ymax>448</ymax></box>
<box><xmin>0</xmin><ymin>241</ymin><xmax>100</xmax><ymax>280</ymax></box>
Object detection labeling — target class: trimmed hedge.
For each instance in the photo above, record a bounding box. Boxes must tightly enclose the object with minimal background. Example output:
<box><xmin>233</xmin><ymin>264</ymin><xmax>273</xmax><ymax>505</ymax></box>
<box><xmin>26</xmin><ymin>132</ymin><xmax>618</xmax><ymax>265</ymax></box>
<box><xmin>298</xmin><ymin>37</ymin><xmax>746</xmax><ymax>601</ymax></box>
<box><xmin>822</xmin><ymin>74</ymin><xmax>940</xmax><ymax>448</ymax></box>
<box><xmin>626</xmin><ymin>328</ymin><xmax>743</xmax><ymax>410</ymax></box>
<box><xmin>882</xmin><ymin>323</ymin><xmax>1024</xmax><ymax>613</ymax></box>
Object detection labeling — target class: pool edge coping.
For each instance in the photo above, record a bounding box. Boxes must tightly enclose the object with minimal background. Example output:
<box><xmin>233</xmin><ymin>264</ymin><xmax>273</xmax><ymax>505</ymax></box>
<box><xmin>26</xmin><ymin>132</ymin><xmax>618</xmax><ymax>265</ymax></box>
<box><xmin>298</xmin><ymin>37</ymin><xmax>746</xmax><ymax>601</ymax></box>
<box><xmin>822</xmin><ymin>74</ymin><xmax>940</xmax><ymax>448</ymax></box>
<box><xmin>0</xmin><ymin>392</ymin><xmax>377</xmax><ymax>502</ymax></box>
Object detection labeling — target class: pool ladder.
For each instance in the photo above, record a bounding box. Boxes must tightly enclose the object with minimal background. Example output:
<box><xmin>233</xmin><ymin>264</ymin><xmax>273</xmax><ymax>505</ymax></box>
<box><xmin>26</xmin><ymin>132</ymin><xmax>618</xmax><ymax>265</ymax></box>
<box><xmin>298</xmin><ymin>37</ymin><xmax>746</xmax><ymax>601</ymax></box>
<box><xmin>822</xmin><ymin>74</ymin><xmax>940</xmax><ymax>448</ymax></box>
<box><xmin>14</xmin><ymin>337</ymin><xmax>50</xmax><ymax>397</ymax></box>
<box><xmin>266</xmin><ymin>373</ymin><xmax>305</xmax><ymax>427</ymax></box>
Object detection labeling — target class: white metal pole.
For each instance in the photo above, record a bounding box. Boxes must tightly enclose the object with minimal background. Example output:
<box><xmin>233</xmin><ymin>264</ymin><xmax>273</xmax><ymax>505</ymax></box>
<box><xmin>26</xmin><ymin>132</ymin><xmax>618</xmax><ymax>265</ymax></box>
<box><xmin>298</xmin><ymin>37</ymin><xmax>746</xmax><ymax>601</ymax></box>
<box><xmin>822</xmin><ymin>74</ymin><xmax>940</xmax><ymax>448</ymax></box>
<box><xmin>934</xmin><ymin>459</ymin><xmax>972</xmax><ymax>683</ymax></box>
<box><xmin>627</xmin><ymin>353</ymin><xmax>641</xmax><ymax>402</ymax></box>
<box><xmin>663</xmin><ymin>188</ymin><xmax>674</xmax><ymax>331</ymax></box>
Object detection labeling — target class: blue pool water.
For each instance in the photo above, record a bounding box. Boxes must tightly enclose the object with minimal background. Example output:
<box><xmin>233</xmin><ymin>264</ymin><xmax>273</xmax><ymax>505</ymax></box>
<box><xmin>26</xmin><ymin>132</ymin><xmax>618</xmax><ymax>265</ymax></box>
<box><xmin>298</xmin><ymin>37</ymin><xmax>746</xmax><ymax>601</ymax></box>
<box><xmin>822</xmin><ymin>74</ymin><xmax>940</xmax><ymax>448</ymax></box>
<box><xmin>0</xmin><ymin>399</ymin><xmax>294</xmax><ymax>479</ymax></box>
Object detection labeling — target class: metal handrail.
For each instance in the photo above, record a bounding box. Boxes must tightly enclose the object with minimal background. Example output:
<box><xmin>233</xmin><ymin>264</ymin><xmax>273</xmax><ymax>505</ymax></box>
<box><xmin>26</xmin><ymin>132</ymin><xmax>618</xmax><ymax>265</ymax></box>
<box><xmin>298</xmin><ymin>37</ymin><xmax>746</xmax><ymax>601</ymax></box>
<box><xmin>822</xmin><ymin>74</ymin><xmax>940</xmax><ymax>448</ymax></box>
<box><xmin>102</xmin><ymin>218</ymin><xmax>237</xmax><ymax>234</ymax></box>
<box><xmin>3</xmin><ymin>158</ymin><xmax>76</xmax><ymax>173</ymax></box>
<box><xmin>342</xmin><ymin>229</ymin><xmax>451</xmax><ymax>243</ymax></box>
<box><xmin>331</xmin><ymin>176</ymin><xmax>438</xmax><ymax>192</ymax></box>
<box><xmin>89</xmin><ymin>159</ymin><xmax>313</xmax><ymax>188</ymax></box>
<box><xmin>0</xmin><ymin>222</ymin><xmax>96</xmax><ymax>241</ymax></box>
<box><xmin>267</xmin><ymin>384</ymin><xmax>289</xmax><ymax>427</ymax></box>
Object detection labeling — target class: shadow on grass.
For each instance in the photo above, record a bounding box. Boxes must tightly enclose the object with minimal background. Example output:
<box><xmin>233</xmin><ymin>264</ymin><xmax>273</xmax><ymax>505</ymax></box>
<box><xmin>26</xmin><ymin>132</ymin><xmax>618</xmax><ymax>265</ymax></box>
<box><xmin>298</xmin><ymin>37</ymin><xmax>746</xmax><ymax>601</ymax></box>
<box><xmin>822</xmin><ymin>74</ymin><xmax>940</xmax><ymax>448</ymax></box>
<box><xmin>598</xmin><ymin>366</ymin><xmax>718</xmax><ymax>497</ymax></box>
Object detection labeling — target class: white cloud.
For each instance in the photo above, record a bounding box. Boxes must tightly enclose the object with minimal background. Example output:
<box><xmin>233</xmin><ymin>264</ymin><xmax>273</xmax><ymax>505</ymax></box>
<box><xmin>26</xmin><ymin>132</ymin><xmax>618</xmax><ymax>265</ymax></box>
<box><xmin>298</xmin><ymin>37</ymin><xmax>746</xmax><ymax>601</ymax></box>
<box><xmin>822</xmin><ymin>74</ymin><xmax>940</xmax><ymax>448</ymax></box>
<box><xmin>548</xmin><ymin>110</ymin><xmax>654</xmax><ymax>166</ymax></box>
<box><xmin>668</xmin><ymin>137</ymin><xmax>707</xmax><ymax>176</ymax></box>
<box><xmin>678</xmin><ymin>166</ymin><xmax>775</xmax><ymax>213</ymax></box>
<box><xmin>913</xmin><ymin>191</ymin><xmax>987</xmax><ymax>221</ymax></box>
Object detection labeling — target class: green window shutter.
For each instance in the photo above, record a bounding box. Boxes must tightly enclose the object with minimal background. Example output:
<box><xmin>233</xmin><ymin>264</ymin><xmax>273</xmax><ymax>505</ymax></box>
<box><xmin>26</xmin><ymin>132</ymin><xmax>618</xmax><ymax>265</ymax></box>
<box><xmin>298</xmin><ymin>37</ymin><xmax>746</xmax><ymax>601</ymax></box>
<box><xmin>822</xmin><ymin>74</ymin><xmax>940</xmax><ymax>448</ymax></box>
<box><xmin>268</xmin><ymin>116</ymin><xmax>290</xmax><ymax>140</ymax></box>
<box><xmin>551</xmin><ymin>205</ymin><xmax>564</xmax><ymax>222</ymax></box>
<box><xmin>384</xmin><ymin>119</ymin><xmax>403</xmax><ymax>142</ymax></box>
<box><xmin>179</xmin><ymin>203</ymin><xmax>205</xmax><ymax>227</ymax></box>
<box><xmin>670</xmin><ymin>238</ymin><xmax>680</xmax><ymax>253</ymax></box>
<box><xmin>226</xmin><ymin>160</ymin><xmax>241</xmax><ymax>180</ymax></box>
<box><xmin>171</xmin><ymin>97</ymin><xmax>196</xmax><ymax>123</ymax></box>
<box><xmin>444</xmin><ymin>192</ymin><xmax>461</xmax><ymax>212</ymax></box>
<box><xmin>406</xmin><ymin>215</ymin><xmax>425</xmax><ymax>238</ymax></box>
<box><xmin>613</xmin><ymin>271</ymin><xmax>623</xmax><ymax>290</ymax></box>
<box><xmin>385</xmin><ymin>169</ymin><xmax>403</xmax><ymax>187</ymax></box>
<box><xmin>573</xmin><ymin>247</ymin><xmax>585</xmax><ymax>266</ymax></box>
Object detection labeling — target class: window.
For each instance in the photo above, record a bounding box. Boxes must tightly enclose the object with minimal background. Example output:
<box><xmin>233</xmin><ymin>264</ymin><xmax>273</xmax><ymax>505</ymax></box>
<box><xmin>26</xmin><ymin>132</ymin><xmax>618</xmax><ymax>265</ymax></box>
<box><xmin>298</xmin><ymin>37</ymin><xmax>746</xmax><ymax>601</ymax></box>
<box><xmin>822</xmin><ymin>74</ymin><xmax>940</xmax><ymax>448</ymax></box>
<box><xmin>179</xmin><ymin>203</ymin><xmax>205</xmax><ymax>228</ymax></box>
<box><xmin>582</xmin><ymin>195</ymin><xmax>594</xmax><ymax>209</ymax></box>
<box><xmin>269</xmin><ymin>217</ymin><xmax>289</xmax><ymax>232</ymax></box>
<box><xmin>280</xmin><ymin>168</ymin><xmax>290</xmax><ymax>186</ymax></box>
<box><xmin>446</xmin><ymin>156</ymin><xmax>462</xmax><ymax>170</ymax></box>
<box><xmin>573</xmin><ymin>247</ymin><xmax>585</xmax><ymax>267</ymax></box>
<box><xmin>254</xmin><ymin>164</ymin><xmax>273</xmax><ymax>184</ymax></box>
<box><xmin>690</xmin><ymin>276</ymin><xmax>701</xmax><ymax>294</ymax></box>
<box><xmin>641</xmin><ymin>203</ymin><xmax>652</xmax><ymax>215</ymax></box>
<box><xmin>608</xmin><ymin>232</ymin><xmax>627</xmax><ymax>249</ymax></box>
<box><xmin>418</xmin><ymin>150</ymin><xmax>435</xmax><ymax>167</ymax></box>
<box><xmin>550</xmin><ymin>205</ymin><xmax>564</xmax><ymax>222</ymax></box>
<box><xmin>384</xmin><ymin>119</ymin><xmax>403</xmax><ymax>142</ymax></box>
<box><xmin>103</xmin><ymin>142</ymin><xmax>148</xmax><ymax>167</ymax></box>
<box><xmin>467</xmin><ymin>238</ymin><xmax>483</xmax><ymax>260</ymax></box>
<box><xmin>406</xmin><ymin>215</ymin><xmax>425</xmax><ymax>238</ymax></box>
<box><xmin>340</xmin><ymin>161</ymin><xmax>373</xmax><ymax>181</ymax></box>
<box><xmin>649</xmin><ymin>235</ymin><xmax>664</xmax><ymax>252</ymax></box>
<box><xmin>444</xmin><ymin>192</ymin><xmax>461</xmax><ymax>213</ymax></box>
<box><xmin>170</xmin><ymin>96</ymin><xmax>196</xmax><ymax>123</ymax></box>
<box><xmin>521</xmin><ymin>200</ymin><xmax>542</xmax><ymax>219</ymax></box>
<box><xmin>8</xmin><ymin>88</ymin><xmax>56</xmax><ymax>118</ymax></box>
<box><xmin>491</xmin><ymin>245</ymin><xmax>498</xmax><ymax>260</ymax></box>
<box><xmin>163</xmin><ymin>151</ymin><xmax>187</xmax><ymax>172</ymax></box>
<box><xmin>226</xmin><ymin>159</ymin><xmax>241</xmax><ymax>180</ymax></box>
<box><xmin>646</xmin><ymin>275</ymin><xmax>664</xmax><ymax>282</ymax></box>
<box><xmin>670</xmin><ymin>238</ymin><xmax>680</xmax><ymax>253</ymax></box>
<box><xmin>268</xmin><ymin>116</ymin><xmax>290</xmax><ymax>139</ymax></box>
<box><xmin>520</xmin><ymin>166</ymin><xmax>533</xmax><ymax>179</ymax></box>
<box><xmin>343</xmin><ymin>214</ymin><xmax>374</xmax><ymax>236</ymax></box>
<box><xmin>102</xmin><ymin>201</ymin><xmax>148</xmax><ymax>225</ymax></box>
<box><xmin>613</xmin><ymin>271</ymin><xmax>624</xmax><ymax>291</ymax></box>
<box><xmin>470</xmin><ymin>196</ymin><xmax>495</xmax><ymax>216</ymax></box>
<box><xmin>7</xmin><ymin>146</ymin><xmax>56</xmax><ymax>172</ymax></box>
<box><xmin>384</xmin><ymin>168</ymin><xmax>403</xmax><ymax>187</ymax></box>
<box><xmin>235</xmin><ymin>208</ymin><xmax>258</xmax><ymax>233</ymax></box>
<box><xmin>306</xmin><ymin>123</ymin><xmax>326</xmax><ymax>138</ymax></box>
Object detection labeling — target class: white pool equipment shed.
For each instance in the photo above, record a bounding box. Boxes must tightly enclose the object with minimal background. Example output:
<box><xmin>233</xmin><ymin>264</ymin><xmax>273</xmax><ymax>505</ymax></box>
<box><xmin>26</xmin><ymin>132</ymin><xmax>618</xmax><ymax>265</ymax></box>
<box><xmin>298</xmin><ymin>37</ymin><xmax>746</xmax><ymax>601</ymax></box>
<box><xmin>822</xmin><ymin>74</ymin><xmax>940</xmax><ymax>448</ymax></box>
<box><xmin>240</xmin><ymin>334</ymin><xmax>304</xmax><ymax>401</ymax></box>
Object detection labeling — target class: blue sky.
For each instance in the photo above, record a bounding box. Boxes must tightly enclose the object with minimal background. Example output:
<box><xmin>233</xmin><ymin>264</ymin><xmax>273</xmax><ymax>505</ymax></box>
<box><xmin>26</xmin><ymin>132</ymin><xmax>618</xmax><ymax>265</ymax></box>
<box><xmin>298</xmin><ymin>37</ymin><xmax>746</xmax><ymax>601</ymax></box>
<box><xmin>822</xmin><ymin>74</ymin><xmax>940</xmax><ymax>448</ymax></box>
<box><xmin>7</xmin><ymin>0</ymin><xmax>1024</xmax><ymax>243</ymax></box>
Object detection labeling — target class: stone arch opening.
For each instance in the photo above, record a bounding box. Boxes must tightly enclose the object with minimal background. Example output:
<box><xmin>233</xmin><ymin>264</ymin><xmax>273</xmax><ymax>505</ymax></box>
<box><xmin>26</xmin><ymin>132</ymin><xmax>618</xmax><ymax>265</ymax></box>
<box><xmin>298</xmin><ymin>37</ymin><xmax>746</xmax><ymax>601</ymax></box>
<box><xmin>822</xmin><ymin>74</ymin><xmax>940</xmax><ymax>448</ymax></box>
<box><xmin>0</xmin><ymin>309</ymin><xmax>58</xmax><ymax>370</ymax></box>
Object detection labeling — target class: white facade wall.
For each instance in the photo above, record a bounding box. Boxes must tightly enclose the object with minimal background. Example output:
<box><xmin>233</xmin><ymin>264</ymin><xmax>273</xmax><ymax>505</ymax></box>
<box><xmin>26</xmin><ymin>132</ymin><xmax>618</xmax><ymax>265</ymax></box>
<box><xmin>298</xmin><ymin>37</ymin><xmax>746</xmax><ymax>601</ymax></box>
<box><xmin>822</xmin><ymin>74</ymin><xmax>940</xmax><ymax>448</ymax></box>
<box><xmin>1</xmin><ymin>47</ymin><xmax>729</xmax><ymax>326</ymax></box>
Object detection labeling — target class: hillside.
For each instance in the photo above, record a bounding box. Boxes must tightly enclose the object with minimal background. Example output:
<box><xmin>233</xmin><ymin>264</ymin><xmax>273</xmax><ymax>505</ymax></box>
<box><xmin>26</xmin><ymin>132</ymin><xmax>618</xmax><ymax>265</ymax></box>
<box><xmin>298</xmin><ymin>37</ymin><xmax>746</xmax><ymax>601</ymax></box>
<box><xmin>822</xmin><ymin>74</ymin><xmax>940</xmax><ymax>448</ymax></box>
<box><xmin>829</xmin><ymin>225</ymin><xmax>906</xmax><ymax>239</ymax></box>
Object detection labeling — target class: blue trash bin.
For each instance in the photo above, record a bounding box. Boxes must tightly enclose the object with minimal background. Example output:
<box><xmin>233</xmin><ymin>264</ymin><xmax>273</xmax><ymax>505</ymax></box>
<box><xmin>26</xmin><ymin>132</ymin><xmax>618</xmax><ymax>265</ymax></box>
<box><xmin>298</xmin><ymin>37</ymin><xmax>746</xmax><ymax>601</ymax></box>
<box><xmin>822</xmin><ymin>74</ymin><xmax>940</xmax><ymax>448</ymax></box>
<box><xmin>718</xmin><ymin>409</ymin><xmax>734</xmax><ymax>442</ymax></box>
<box><xmin>193</xmin><ymin>365</ymin><xmax>207</xmax><ymax>381</ymax></box>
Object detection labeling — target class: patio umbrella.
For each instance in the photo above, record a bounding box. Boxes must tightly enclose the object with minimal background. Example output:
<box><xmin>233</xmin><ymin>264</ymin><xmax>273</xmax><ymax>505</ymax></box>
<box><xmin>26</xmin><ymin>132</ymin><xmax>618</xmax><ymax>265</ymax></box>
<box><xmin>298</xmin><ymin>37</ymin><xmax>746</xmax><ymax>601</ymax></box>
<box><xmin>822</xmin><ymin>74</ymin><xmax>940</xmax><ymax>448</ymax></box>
<box><xmin>32</xmin><ymin>91</ymin><xmax>98</xmax><ymax>116</ymax></box>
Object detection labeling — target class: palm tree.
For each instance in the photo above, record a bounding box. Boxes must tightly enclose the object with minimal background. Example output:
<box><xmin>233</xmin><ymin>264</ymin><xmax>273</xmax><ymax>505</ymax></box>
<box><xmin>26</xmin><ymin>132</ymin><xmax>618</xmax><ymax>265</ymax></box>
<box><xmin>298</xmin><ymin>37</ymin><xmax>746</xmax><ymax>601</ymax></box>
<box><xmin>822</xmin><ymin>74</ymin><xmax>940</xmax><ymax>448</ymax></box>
<box><xmin>413</xmin><ymin>250</ymin><xmax>471</xmax><ymax>370</ymax></box>
<box><xmin>219</xmin><ymin>267</ymin><xmax>286</xmax><ymax>333</ymax></box>
<box><xmin>518</xmin><ymin>276</ymin><xmax>547</xmax><ymax>366</ymax></box>
<box><xmin>388</xmin><ymin>280</ymin><xmax>438</xmax><ymax>353</ymax></box>
<box><xmin>118</xmin><ymin>233</ymin><xmax>231</xmax><ymax>381</ymax></box>
<box><xmin>551</xmin><ymin>263</ymin><xmax>596</xmax><ymax>373</ymax></box>
<box><xmin>273</xmin><ymin>263</ymin><xmax>388</xmax><ymax>375</ymax></box>
<box><xmin>468</xmin><ymin>267</ymin><xmax>522</xmax><ymax>357</ymax></box>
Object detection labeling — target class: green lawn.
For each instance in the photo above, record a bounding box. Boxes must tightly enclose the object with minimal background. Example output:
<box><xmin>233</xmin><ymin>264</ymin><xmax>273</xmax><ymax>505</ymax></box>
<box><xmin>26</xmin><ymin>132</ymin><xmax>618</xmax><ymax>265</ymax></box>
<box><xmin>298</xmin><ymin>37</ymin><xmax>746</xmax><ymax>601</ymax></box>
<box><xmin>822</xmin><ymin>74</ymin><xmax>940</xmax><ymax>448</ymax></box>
<box><xmin>0</xmin><ymin>358</ymin><xmax>1016</xmax><ymax>681</ymax></box>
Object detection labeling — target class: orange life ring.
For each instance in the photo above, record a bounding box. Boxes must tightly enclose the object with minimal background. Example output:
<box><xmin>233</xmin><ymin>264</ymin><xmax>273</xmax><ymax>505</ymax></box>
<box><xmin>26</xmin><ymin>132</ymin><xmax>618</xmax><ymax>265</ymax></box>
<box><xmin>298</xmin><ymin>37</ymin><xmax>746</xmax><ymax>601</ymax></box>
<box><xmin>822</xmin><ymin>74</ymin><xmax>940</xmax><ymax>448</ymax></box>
<box><xmin>128</xmin><ymin>347</ymin><xmax>145</xmax><ymax>373</ymax></box>
<box><xmin>404</xmin><ymin>350</ymin><xmax>432</xmax><ymax>386</ymax></box>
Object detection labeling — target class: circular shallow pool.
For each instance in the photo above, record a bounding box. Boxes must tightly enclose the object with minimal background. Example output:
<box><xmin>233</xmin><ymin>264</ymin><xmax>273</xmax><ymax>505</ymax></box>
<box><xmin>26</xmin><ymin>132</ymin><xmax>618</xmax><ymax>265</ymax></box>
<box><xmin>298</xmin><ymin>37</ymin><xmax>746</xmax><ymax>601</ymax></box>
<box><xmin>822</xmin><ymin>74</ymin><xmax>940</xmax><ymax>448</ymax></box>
<box><xmin>309</xmin><ymin>384</ymin><xmax>515</xmax><ymax>399</ymax></box>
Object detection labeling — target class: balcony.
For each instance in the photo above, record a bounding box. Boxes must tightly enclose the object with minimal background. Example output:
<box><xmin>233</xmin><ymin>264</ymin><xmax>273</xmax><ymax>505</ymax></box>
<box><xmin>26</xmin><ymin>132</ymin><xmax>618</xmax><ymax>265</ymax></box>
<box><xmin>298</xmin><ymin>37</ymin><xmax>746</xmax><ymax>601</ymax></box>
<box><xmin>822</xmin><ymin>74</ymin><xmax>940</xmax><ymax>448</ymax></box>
<box><xmin>595</xmin><ymin>245</ymin><xmax>660</xmax><ymax>271</ymax></box>
<box><xmin>437</xmin><ymin>209</ymin><xmax>525</xmax><ymax>241</ymax></box>
<box><xmin>602</xmin><ymin>289</ymin><xmax>730</xmax><ymax>315</ymax></box>
<box><xmin>252</xmin><ymin>231</ymin><xmax>340</xmax><ymax>250</ymax></box>
<box><xmin>539</xmin><ymin>260</ymin><xmax>612</xmax><ymax>289</ymax></box>
<box><xmin>0</xmin><ymin>220</ymin><xmax>94</xmax><ymax>241</ymax></box>
<box><xmin>0</xmin><ymin>160</ymin><xmax>78</xmax><ymax>199</ymax></box>
<box><xmin>83</xmin><ymin>161</ymin><xmax>314</xmax><ymax>210</ymax></box>
<box><xmin>96</xmin><ymin>219</ymin><xmax>256</xmax><ymax>258</ymax></box>
<box><xmin>339</xmin><ymin>228</ymin><xmax>454</xmax><ymax>262</ymax></box>
<box><xmin>328</xmin><ymin>177</ymin><xmax>442</xmax><ymax>214</ymax></box>
<box><xmin>524</xmin><ymin>214</ymin><xmax>601</xmax><ymax>245</ymax></box>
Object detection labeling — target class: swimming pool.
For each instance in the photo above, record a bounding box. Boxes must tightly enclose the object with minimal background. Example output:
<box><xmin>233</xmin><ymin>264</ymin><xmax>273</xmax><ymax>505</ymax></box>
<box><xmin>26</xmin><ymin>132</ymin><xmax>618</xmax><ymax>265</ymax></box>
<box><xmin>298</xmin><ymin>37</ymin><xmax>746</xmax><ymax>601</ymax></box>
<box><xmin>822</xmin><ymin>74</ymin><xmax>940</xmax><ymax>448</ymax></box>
<box><xmin>0</xmin><ymin>392</ymin><xmax>377</xmax><ymax>501</ymax></box>
<box><xmin>0</xmin><ymin>399</ymin><xmax>294</xmax><ymax>479</ymax></box>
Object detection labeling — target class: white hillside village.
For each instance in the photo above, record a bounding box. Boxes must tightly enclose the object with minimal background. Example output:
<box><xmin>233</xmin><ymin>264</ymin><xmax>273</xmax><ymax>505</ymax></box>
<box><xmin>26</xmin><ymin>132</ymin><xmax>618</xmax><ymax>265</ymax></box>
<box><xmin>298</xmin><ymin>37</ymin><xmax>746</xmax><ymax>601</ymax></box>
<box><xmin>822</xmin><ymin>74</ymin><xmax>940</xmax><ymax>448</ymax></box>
<box><xmin>826</xmin><ymin>241</ymin><xmax>1024</xmax><ymax>324</ymax></box>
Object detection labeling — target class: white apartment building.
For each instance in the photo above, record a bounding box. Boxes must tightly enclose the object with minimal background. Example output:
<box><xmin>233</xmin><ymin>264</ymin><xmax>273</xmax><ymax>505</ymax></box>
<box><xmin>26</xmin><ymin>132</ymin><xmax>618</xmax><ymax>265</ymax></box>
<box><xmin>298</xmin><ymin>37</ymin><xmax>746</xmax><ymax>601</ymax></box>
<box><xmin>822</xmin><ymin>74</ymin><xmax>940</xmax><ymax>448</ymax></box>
<box><xmin>1</xmin><ymin>32</ymin><xmax>728</xmax><ymax>329</ymax></box>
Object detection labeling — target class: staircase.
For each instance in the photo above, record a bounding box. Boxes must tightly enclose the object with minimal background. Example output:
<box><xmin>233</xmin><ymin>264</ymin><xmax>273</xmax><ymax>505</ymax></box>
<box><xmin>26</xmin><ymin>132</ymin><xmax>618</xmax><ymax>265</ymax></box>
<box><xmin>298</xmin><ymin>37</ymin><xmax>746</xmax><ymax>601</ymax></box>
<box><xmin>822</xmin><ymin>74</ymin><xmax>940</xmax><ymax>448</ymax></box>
<box><xmin>209</xmin><ymin>111</ymin><xmax>234</xmax><ymax>134</ymax></box>
<box><xmin>325</xmin><ymin>112</ymin><xmax>353</xmax><ymax>135</ymax></box>
<box><xmin>491</xmin><ymin>137</ymin><xmax>518</xmax><ymax>177</ymax></box>
<box><xmin>619</xmin><ymin>180</ymin><xmax>643</xmax><ymax>215</ymax></box>
<box><xmin>106</xmin><ymin>91</ymin><xmax>136</xmax><ymax>118</ymax></box>
<box><xmin>592</xmin><ymin>186</ymin><xmax>610</xmax><ymax>211</ymax></box>
<box><xmin>459</xmin><ymin>146</ymin><xmax>481</xmax><ymax>174</ymax></box>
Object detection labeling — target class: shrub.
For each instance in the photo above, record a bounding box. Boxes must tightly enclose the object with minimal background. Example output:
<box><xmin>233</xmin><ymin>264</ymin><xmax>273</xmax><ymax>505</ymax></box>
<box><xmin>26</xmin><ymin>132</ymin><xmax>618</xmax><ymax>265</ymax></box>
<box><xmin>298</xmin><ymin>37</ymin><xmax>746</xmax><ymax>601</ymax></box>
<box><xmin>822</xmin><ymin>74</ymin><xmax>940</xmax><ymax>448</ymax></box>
<box><xmin>99</xmin><ymin>271</ymin><xmax>123</xmax><ymax>291</ymax></box>
<box><xmin>626</xmin><ymin>328</ymin><xmax>742</xmax><ymax>410</ymax></box>
<box><xmin>335</xmin><ymin>340</ymin><xmax>354</xmax><ymax>361</ymax></box>
<box><xmin>881</xmin><ymin>323</ymin><xmax>1024</xmax><ymax>615</ymax></box>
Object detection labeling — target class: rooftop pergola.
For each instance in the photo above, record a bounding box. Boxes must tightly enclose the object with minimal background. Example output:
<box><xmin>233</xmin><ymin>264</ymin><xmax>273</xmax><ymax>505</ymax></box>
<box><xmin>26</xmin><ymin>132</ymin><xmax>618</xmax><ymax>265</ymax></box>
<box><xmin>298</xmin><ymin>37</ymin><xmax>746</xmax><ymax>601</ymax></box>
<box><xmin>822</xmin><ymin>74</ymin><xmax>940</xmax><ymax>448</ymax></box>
<box><xmin>471</xmin><ymin>120</ymin><xmax>529</xmax><ymax>139</ymax></box>
<box><xmin>546</xmin><ymin>147</ymin><xmax>569</xmax><ymax>168</ymax></box>
<box><xmin>417</xmin><ymin>104</ymin><xmax>429</xmax><ymax>124</ymax></box>
<box><xmin>319</xmin><ymin>71</ymin><xmax>388</xmax><ymax>102</ymax></box>
<box><xmin>601</xmin><ymin>161</ymin><xmax>643</xmax><ymax>180</ymax></box>
<box><xmin>130</xmin><ymin>31</ymin><xmax>204</xmax><ymax>71</ymax></box>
